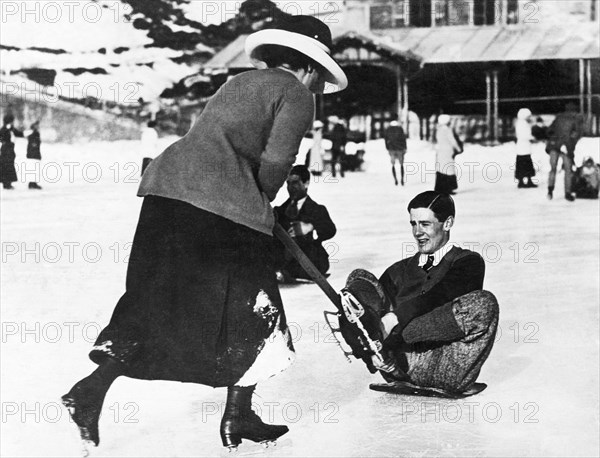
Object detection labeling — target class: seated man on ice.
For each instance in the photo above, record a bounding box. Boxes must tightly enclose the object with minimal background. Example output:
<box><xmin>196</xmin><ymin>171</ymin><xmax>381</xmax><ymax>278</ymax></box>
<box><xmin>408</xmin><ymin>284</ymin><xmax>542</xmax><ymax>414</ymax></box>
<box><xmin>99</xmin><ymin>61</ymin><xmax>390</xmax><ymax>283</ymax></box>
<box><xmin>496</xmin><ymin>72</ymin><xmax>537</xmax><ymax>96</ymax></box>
<box><xmin>275</xmin><ymin>165</ymin><xmax>337</xmax><ymax>283</ymax></box>
<box><xmin>340</xmin><ymin>191</ymin><xmax>499</xmax><ymax>395</ymax></box>
<box><xmin>573</xmin><ymin>157</ymin><xmax>600</xmax><ymax>199</ymax></box>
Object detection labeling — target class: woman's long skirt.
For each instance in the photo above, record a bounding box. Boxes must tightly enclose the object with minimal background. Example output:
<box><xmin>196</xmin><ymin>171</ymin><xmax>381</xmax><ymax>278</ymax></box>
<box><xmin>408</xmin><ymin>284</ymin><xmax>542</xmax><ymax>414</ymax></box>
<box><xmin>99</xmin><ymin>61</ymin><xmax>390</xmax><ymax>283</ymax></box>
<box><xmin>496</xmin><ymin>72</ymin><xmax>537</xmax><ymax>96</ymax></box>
<box><xmin>515</xmin><ymin>154</ymin><xmax>536</xmax><ymax>179</ymax></box>
<box><xmin>434</xmin><ymin>172</ymin><xmax>458</xmax><ymax>194</ymax></box>
<box><xmin>89</xmin><ymin>195</ymin><xmax>295</xmax><ymax>387</ymax></box>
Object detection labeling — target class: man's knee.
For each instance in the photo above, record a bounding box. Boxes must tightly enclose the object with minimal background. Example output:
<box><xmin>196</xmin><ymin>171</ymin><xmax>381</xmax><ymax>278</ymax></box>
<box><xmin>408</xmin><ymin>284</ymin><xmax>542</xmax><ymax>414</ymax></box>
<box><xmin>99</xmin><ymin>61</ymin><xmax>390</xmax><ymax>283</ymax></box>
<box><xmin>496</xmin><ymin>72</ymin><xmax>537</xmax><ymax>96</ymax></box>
<box><xmin>452</xmin><ymin>290</ymin><xmax>499</xmax><ymax>338</ymax></box>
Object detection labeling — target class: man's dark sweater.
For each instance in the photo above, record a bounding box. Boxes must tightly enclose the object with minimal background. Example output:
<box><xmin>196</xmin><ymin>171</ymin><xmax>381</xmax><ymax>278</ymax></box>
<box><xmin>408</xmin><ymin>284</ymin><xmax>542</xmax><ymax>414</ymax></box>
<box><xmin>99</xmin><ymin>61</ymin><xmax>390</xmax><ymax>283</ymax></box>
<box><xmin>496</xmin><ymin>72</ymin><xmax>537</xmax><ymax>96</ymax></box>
<box><xmin>379</xmin><ymin>246</ymin><xmax>485</xmax><ymax>333</ymax></box>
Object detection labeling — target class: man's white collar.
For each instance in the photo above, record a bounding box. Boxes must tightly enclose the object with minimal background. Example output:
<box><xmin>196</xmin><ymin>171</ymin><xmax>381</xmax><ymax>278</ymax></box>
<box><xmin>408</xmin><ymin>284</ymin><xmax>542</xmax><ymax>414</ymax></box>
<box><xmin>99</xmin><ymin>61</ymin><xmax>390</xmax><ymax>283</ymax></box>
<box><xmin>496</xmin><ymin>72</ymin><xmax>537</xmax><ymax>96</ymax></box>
<box><xmin>418</xmin><ymin>242</ymin><xmax>460</xmax><ymax>267</ymax></box>
<box><xmin>296</xmin><ymin>196</ymin><xmax>308</xmax><ymax>210</ymax></box>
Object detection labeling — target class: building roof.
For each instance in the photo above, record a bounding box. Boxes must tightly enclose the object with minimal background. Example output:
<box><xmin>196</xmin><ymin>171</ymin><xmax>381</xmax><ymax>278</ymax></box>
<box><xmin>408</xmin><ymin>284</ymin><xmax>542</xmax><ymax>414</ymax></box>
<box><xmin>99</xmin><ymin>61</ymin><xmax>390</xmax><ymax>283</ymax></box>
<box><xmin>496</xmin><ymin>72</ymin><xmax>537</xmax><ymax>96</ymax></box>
<box><xmin>204</xmin><ymin>35</ymin><xmax>250</xmax><ymax>70</ymax></box>
<box><xmin>204</xmin><ymin>22</ymin><xmax>599</xmax><ymax>71</ymax></box>
<box><xmin>372</xmin><ymin>22</ymin><xmax>600</xmax><ymax>63</ymax></box>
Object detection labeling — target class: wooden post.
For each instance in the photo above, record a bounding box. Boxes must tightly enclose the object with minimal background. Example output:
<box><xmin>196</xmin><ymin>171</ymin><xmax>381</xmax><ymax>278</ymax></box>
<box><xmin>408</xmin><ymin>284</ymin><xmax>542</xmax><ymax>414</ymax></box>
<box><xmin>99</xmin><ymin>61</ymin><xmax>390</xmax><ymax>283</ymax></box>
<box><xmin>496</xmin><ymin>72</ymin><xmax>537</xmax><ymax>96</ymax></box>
<box><xmin>468</xmin><ymin>0</ymin><xmax>475</xmax><ymax>25</ymax></box>
<box><xmin>396</xmin><ymin>64</ymin><xmax>403</xmax><ymax>121</ymax></box>
<box><xmin>586</xmin><ymin>59</ymin><xmax>593</xmax><ymax>135</ymax></box>
<box><xmin>431</xmin><ymin>0</ymin><xmax>437</xmax><ymax>27</ymax></box>
<box><xmin>403</xmin><ymin>77</ymin><xmax>409</xmax><ymax>137</ymax></box>
<box><xmin>486</xmin><ymin>71</ymin><xmax>492</xmax><ymax>143</ymax></box>
<box><xmin>579</xmin><ymin>58</ymin><xmax>585</xmax><ymax>116</ymax></box>
<box><xmin>493</xmin><ymin>70</ymin><xmax>499</xmax><ymax>143</ymax></box>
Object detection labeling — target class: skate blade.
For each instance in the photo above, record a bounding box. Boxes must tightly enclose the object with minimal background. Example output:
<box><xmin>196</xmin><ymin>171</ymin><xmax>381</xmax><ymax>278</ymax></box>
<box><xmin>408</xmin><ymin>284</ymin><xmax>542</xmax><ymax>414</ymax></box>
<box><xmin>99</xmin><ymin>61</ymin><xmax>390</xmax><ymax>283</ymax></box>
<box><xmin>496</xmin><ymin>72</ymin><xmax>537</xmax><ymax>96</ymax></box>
<box><xmin>222</xmin><ymin>439</ymin><xmax>290</xmax><ymax>456</ymax></box>
<box><xmin>81</xmin><ymin>440</ymin><xmax>96</xmax><ymax>457</ymax></box>
<box><xmin>261</xmin><ymin>440</ymin><xmax>277</xmax><ymax>448</ymax></box>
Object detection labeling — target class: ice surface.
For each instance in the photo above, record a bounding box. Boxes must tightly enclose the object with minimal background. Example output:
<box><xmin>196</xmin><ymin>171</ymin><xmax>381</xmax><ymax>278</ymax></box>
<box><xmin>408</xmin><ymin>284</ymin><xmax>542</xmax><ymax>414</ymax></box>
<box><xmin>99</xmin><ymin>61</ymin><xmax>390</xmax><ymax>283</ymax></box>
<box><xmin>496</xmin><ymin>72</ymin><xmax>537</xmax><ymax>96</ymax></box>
<box><xmin>1</xmin><ymin>136</ymin><xmax>598</xmax><ymax>457</ymax></box>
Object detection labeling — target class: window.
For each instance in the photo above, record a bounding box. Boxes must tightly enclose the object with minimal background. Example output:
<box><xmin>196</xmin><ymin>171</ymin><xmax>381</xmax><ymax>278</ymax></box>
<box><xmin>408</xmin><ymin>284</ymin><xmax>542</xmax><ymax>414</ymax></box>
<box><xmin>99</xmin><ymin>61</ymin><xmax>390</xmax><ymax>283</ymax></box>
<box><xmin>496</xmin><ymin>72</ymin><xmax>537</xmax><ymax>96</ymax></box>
<box><xmin>474</xmin><ymin>0</ymin><xmax>498</xmax><ymax>25</ymax></box>
<box><xmin>439</xmin><ymin>0</ymin><xmax>471</xmax><ymax>25</ymax></box>
<box><xmin>370</xmin><ymin>1</ymin><xmax>408</xmax><ymax>29</ymax></box>
<box><xmin>410</xmin><ymin>0</ymin><xmax>432</xmax><ymax>27</ymax></box>
<box><xmin>507</xmin><ymin>0</ymin><xmax>519</xmax><ymax>24</ymax></box>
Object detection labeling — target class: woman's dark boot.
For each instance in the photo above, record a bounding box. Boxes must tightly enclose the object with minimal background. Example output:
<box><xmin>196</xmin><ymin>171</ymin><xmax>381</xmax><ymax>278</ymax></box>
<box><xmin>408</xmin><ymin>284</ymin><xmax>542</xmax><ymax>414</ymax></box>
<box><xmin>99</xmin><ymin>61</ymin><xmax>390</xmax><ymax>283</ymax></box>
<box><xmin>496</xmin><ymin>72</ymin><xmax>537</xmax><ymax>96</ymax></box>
<box><xmin>220</xmin><ymin>385</ymin><xmax>288</xmax><ymax>450</ymax></box>
<box><xmin>61</xmin><ymin>358</ymin><xmax>123</xmax><ymax>448</ymax></box>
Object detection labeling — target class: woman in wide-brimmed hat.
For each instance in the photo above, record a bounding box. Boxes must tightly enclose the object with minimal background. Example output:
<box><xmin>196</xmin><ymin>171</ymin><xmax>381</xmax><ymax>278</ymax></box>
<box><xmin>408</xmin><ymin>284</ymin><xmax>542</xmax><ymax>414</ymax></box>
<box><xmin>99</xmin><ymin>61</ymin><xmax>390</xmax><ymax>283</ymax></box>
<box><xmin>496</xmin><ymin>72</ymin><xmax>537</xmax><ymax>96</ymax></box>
<box><xmin>62</xmin><ymin>15</ymin><xmax>346</xmax><ymax>453</ymax></box>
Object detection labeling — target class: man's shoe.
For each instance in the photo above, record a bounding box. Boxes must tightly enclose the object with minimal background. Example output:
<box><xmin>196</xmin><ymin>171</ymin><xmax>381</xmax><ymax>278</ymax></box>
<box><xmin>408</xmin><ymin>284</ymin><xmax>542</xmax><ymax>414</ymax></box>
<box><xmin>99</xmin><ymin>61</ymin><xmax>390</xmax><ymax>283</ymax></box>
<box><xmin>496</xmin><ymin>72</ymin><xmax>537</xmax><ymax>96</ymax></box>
<box><xmin>525</xmin><ymin>181</ymin><xmax>538</xmax><ymax>188</ymax></box>
<box><xmin>547</xmin><ymin>189</ymin><xmax>553</xmax><ymax>200</ymax></box>
<box><xmin>565</xmin><ymin>193</ymin><xmax>575</xmax><ymax>202</ymax></box>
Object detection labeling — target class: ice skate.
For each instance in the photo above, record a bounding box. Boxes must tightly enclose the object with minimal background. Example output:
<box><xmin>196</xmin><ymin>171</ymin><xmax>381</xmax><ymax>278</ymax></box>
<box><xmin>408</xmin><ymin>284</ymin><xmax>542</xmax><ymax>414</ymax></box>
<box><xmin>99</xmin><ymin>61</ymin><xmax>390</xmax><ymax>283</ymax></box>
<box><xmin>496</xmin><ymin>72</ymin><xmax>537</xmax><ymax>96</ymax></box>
<box><xmin>220</xmin><ymin>386</ymin><xmax>288</xmax><ymax>451</ymax></box>
<box><xmin>220</xmin><ymin>410</ymin><xmax>288</xmax><ymax>450</ymax></box>
<box><xmin>61</xmin><ymin>388</ymin><xmax>102</xmax><ymax>449</ymax></box>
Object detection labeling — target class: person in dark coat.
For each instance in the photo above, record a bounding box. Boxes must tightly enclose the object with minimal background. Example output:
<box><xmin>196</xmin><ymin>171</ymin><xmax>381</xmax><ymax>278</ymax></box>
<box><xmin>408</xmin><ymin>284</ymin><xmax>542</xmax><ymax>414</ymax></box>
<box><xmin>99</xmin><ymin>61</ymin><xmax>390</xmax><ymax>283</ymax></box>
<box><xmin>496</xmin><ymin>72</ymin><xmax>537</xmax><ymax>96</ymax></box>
<box><xmin>546</xmin><ymin>102</ymin><xmax>584</xmax><ymax>201</ymax></box>
<box><xmin>61</xmin><ymin>15</ymin><xmax>348</xmax><ymax>453</ymax></box>
<box><xmin>0</xmin><ymin>114</ymin><xmax>23</xmax><ymax>190</ymax></box>
<box><xmin>327</xmin><ymin>116</ymin><xmax>346</xmax><ymax>178</ymax></box>
<box><xmin>344</xmin><ymin>191</ymin><xmax>499</xmax><ymax>393</ymax></box>
<box><xmin>26</xmin><ymin>121</ymin><xmax>42</xmax><ymax>190</ymax></box>
<box><xmin>384</xmin><ymin>119</ymin><xmax>407</xmax><ymax>186</ymax></box>
<box><xmin>274</xmin><ymin>165</ymin><xmax>337</xmax><ymax>282</ymax></box>
<box><xmin>531</xmin><ymin>117</ymin><xmax>548</xmax><ymax>142</ymax></box>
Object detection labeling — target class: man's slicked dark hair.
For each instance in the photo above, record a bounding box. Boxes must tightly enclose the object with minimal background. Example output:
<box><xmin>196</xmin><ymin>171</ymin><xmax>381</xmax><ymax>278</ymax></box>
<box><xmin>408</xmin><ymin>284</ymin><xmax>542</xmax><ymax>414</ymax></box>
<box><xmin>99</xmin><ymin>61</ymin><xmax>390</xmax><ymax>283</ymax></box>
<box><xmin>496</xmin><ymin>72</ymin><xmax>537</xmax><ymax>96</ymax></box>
<box><xmin>407</xmin><ymin>191</ymin><xmax>455</xmax><ymax>221</ymax></box>
<box><xmin>289</xmin><ymin>164</ymin><xmax>311</xmax><ymax>183</ymax></box>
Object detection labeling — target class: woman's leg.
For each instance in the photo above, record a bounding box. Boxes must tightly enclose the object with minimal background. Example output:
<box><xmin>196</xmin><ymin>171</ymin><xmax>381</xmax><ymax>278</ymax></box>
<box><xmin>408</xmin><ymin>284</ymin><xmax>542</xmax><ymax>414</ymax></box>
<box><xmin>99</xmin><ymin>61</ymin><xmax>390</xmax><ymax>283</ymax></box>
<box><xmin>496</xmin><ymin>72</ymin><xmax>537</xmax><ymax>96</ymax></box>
<box><xmin>220</xmin><ymin>385</ymin><xmax>288</xmax><ymax>450</ymax></box>
<box><xmin>62</xmin><ymin>357</ymin><xmax>124</xmax><ymax>446</ymax></box>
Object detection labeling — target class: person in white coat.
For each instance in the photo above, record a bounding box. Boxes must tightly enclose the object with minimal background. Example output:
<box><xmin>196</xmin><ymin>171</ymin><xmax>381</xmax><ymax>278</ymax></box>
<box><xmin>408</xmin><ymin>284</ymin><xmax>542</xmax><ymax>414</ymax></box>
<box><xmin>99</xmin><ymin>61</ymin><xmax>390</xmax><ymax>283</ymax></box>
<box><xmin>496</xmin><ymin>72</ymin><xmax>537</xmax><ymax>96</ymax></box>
<box><xmin>514</xmin><ymin>108</ymin><xmax>537</xmax><ymax>188</ymax></box>
<box><xmin>308</xmin><ymin>120</ymin><xmax>325</xmax><ymax>176</ymax></box>
<box><xmin>434</xmin><ymin>114</ymin><xmax>461</xmax><ymax>195</ymax></box>
<box><xmin>140</xmin><ymin>120</ymin><xmax>159</xmax><ymax>175</ymax></box>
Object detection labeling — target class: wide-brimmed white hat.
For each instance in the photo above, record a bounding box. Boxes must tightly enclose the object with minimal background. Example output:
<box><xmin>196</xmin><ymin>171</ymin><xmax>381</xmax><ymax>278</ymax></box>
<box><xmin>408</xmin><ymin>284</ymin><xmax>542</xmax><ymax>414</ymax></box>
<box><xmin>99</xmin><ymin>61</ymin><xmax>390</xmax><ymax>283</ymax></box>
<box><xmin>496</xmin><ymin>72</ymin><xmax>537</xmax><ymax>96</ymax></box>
<box><xmin>245</xmin><ymin>15</ymin><xmax>348</xmax><ymax>94</ymax></box>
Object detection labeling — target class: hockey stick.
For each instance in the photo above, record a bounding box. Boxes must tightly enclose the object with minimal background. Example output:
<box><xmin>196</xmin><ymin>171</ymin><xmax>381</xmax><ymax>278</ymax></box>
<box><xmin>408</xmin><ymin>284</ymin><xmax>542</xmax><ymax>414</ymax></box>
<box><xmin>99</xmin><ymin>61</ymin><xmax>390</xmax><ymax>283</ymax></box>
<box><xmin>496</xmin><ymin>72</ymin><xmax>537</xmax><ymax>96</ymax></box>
<box><xmin>273</xmin><ymin>223</ymin><xmax>342</xmax><ymax>311</ymax></box>
<box><xmin>273</xmin><ymin>223</ymin><xmax>386</xmax><ymax>366</ymax></box>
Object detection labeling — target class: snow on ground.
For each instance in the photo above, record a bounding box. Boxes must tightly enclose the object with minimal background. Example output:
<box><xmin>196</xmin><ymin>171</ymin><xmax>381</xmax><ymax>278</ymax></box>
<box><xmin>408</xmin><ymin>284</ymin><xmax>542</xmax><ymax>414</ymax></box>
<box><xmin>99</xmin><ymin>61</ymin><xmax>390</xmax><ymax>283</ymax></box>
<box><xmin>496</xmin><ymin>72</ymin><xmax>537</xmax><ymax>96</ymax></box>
<box><xmin>1</xmin><ymin>135</ymin><xmax>599</xmax><ymax>457</ymax></box>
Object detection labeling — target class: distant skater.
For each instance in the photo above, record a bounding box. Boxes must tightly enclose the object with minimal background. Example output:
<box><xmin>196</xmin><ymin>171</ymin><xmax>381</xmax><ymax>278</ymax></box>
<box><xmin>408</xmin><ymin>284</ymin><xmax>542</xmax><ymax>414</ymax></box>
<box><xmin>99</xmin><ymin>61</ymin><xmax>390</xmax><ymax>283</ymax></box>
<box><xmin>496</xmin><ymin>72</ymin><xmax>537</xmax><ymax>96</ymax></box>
<box><xmin>434</xmin><ymin>115</ymin><xmax>461</xmax><ymax>195</ymax></box>
<box><xmin>26</xmin><ymin>121</ymin><xmax>42</xmax><ymax>190</ymax></box>
<box><xmin>307</xmin><ymin>120</ymin><xmax>325</xmax><ymax>176</ymax></box>
<box><xmin>0</xmin><ymin>114</ymin><xmax>23</xmax><ymax>190</ymax></box>
<box><xmin>140</xmin><ymin>120</ymin><xmax>159</xmax><ymax>175</ymax></box>
<box><xmin>327</xmin><ymin>116</ymin><xmax>346</xmax><ymax>178</ymax></box>
<box><xmin>384</xmin><ymin>118</ymin><xmax>407</xmax><ymax>186</ymax></box>
<box><xmin>514</xmin><ymin>108</ymin><xmax>537</xmax><ymax>189</ymax></box>
<box><xmin>545</xmin><ymin>102</ymin><xmax>583</xmax><ymax>201</ymax></box>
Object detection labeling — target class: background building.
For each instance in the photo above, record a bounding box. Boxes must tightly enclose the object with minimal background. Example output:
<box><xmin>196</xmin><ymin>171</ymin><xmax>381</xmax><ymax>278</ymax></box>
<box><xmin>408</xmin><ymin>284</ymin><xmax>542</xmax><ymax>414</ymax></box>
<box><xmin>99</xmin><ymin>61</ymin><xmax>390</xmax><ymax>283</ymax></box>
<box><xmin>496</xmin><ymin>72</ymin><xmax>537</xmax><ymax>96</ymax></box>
<box><xmin>206</xmin><ymin>0</ymin><xmax>600</xmax><ymax>141</ymax></box>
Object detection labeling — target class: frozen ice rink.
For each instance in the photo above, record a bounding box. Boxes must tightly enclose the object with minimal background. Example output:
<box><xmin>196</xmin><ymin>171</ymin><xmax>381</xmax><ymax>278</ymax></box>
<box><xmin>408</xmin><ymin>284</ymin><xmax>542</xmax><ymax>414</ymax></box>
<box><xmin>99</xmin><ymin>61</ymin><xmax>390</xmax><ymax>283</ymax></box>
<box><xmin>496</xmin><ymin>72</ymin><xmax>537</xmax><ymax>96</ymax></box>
<box><xmin>1</xmin><ymin>136</ymin><xmax>599</xmax><ymax>457</ymax></box>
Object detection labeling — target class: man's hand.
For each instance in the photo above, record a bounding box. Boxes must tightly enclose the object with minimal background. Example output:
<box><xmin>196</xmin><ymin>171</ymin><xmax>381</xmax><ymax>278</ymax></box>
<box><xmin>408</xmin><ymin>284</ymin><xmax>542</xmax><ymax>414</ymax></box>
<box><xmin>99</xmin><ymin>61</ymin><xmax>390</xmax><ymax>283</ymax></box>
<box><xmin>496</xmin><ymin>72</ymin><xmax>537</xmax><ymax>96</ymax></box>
<box><xmin>380</xmin><ymin>312</ymin><xmax>399</xmax><ymax>340</ymax></box>
<box><xmin>288</xmin><ymin>221</ymin><xmax>314</xmax><ymax>237</ymax></box>
<box><xmin>370</xmin><ymin>354</ymin><xmax>396</xmax><ymax>372</ymax></box>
